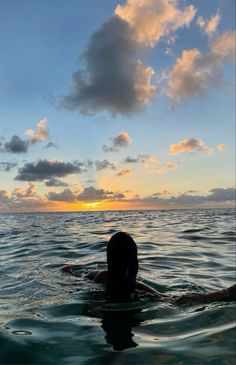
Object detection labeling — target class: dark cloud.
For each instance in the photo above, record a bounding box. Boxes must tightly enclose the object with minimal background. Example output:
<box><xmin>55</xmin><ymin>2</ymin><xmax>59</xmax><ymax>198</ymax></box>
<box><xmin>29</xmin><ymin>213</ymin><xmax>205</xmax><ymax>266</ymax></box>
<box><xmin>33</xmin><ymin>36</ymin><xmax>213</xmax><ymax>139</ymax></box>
<box><xmin>117</xmin><ymin>169</ymin><xmax>131</xmax><ymax>177</ymax></box>
<box><xmin>208</xmin><ymin>187</ymin><xmax>235</xmax><ymax>201</ymax></box>
<box><xmin>95</xmin><ymin>160</ymin><xmax>116</xmax><ymax>171</ymax></box>
<box><xmin>44</xmin><ymin>142</ymin><xmax>57</xmax><ymax>149</ymax></box>
<box><xmin>1</xmin><ymin>120</ymin><xmax>49</xmax><ymax>155</ymax></box>
<box><xmin>123</xmin><ymin>154</ymin><xmax>153</xmax><ymax>164</ymax></box>
<box><xmin>138</xmin><ymin>187</ymin><xmax>236</xmax><ymax>207</ymax></box>
<box><xmin>0</xmin><ymin>189</ymin><xmax>10</xmax><ymax>207</ymax></box>
<box><xmin>124</xmin><ymin>156</ymin><xmax>140</xmax><ymax>163</ymax></box>
<box><xmin>61</xmin><ymin>15</ymin><xmax>154</xmax><ymax>115</ymax></box>
<box><xmin>77</xmin><ymin>186</ymin><xmax>114</xmax><ymax>201</ymax></box>
<box><xmin>103</xmin><ymin>131</ymin><xmax>131</xmax><ymax>152</ymax></box>
<box><xmin>15</xmin><ymin>159</ymin><xmax>84</xmax><ymax>181</ymax></box>
<box><xmin>47</xmin><ymin>186</ymin><xmax>125</xmax><ymax>202</ymax></box>
<box><xmin>0</xmin><ymin>162</ymin><xmax>18</xmax><ymax>171</ymax></box>
<box><xmin>48</xmin><ymin>188</ymin><xmax>78</xmax><ymax>202</ymax></box>
<box><xmin>4</xmin><ymin>136</ymin><xmax>28</xmax><ymax>153</ymax></box>
<box><xmin>45</xmin><ymin>178</ymin><xmax>69</xmax><ymax>187</ymax></box>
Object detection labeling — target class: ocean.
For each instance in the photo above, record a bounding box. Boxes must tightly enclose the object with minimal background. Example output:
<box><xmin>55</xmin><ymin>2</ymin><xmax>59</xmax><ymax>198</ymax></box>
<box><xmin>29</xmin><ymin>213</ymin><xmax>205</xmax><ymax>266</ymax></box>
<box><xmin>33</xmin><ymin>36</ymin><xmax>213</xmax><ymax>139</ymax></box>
<box><xmin>0</xmin><ymin>208</ymin><xmax>235</xmax><ymax>365</ymax></box>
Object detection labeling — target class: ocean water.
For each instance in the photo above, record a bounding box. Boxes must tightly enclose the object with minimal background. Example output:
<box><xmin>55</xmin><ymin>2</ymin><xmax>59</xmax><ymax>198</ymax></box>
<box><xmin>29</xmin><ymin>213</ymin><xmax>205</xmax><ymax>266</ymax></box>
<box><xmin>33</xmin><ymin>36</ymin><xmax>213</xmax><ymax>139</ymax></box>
<box><xmin>0</xmin><ymin>208</ymin><xmax>235</xmax><ymax>365</ymax></box>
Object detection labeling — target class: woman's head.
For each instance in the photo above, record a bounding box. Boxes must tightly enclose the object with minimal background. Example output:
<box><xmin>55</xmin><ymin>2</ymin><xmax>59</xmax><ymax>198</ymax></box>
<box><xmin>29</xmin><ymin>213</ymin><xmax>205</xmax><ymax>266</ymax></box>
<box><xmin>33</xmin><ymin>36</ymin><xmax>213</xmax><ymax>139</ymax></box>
<box><xmin>106</xmin><ymin>232</ymin><xmax>138</xmax><ymax>301</ymax></box>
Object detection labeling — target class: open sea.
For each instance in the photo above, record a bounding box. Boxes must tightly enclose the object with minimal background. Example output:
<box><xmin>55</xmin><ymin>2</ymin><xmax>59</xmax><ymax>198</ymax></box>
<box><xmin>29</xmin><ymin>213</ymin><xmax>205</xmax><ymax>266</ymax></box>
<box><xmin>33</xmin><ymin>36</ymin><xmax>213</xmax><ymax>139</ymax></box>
<box><xmin>0</xmin><ymin>208</ymin><xmax>235</xmax><ymax>365</ymax></box>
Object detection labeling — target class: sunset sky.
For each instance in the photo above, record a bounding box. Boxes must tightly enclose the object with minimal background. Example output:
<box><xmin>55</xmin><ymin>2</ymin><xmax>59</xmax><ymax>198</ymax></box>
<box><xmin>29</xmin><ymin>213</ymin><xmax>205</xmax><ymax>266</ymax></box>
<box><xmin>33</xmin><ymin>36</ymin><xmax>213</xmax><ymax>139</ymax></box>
<box><xmin>0</xmin><ymin>0</ymin><xmax>235</xmax><ymax>212</ymax></box>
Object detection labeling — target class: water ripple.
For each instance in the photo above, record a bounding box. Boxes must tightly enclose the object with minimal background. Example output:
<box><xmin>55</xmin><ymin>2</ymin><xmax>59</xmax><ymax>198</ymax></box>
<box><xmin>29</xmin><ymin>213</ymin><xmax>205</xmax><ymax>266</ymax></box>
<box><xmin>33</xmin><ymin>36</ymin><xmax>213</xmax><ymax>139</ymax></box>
<box><xmin>0</xmin><ymin>208</ymin><xmax>235</xmax><ymax>364</ymax></box>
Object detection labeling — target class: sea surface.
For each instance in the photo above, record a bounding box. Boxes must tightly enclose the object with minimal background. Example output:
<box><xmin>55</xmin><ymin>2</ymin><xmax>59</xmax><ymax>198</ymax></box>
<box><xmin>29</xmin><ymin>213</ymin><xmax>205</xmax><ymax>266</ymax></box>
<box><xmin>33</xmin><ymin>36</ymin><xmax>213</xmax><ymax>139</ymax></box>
<box><xmin>0</xmin><ymin>208</ymin><xmax>235</xmax><ymax>365</ymax></box>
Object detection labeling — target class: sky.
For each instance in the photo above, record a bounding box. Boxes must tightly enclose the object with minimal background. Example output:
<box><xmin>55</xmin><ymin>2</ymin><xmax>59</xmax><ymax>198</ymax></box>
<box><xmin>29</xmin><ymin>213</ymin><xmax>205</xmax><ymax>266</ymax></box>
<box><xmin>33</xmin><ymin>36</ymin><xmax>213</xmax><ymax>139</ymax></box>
<box><xmin>0</xmin><ymin>0</ymin><xmax>235</xmax><ymax>212</ymax></box>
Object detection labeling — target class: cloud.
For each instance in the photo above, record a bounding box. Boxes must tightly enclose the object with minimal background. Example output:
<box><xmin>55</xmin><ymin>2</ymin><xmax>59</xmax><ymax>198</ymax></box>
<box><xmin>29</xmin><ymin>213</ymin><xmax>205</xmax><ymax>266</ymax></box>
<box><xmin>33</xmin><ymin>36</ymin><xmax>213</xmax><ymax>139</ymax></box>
<box><xmin>0</xmin><ymin>162</ymin><xmax>18</xmax><ymax>171</ymax></box>
<box><xmin>164</xmin><ymin>31</ymin><xmax>235</xmax><ymax>103</ymax></box>
<box><xmin>45</xmin><ymin>178</ymin><xmax>69</xmax><ymax>187</ymax></box>
<box><xmin>95</xmin><ymin>160</ymin><xmax>116</xmax><ymax>171</ymax></box>
<box><xmin>25</xmin><ymin>118</ymin><xmax>48</xmax><ymax>144</ymax></box>
<box><xmin>12</xmin><ymin>182</ymin><xmax>36</xmax><ymax>200</ymax></box>
<box><xmin>151</xmin><ymin>162</ymin><xmax>176</xmax><ymax>173</ymax></box>
<box><xmin>103</xmin><ymin>131</ymin><xmax>132</xmax><ymax>152</ymax></box>
<box><xmin>0</xmin><ymin>186</ymin><xmax>49</xmax><ymax>211</ymax></box>
<box><xmin>77</xmin><ymin>187</ymin><xmax>114</xmax><ymax>201</ymax></box>
<box><xmin>15</xmin><ymin>159</ymin><xmax>84</xmax><ymax>181</ymax></box>
<box><xmin>216</xmin><ymin>143</ymin><xmax>225</xmax><ymax>152</ymax></box>
<box><xmin>48</xmin><ymin>188</ymin><xmax>78</xmax><ymax>202</ymax></box>
<box><xmin>48</xmin><ymin>186</ymin><xmax>125</xmax><ymax>202</ymax></box>
<box><xmin>208</xmin><ymin>187</ymin><xmax>235</xmax><ymax>201</ymax></box>
<box><xmin>61</xmin><ymin>0</ymin><xmax>196</xmax><ymax>115</ymax></box>
<box><xmin>117</xmin><ymin>169</ymin><xmax>132</xmax><ymax>177</ymax></box>
<box><xmin>196</xmin><ymin>12</ymin><xmax>220</xmax><ymax>37</ymax></box>
<box><xmin>1</xmin><ymin>119</ymin><xmax>49</xmax><ymax>154</ymax></box>
<box><xmin>45</xmin><ymin>142</ymin><xmax>57</xmax><ymax>149</ymax></box>
<box><xmin>115</xmin><ymin>0</ymin><xmax>196</xmax><ymax>47</ymax></box>
<box><xmin>4</xmin><ymin>135</ymin><xmax>28</xmax><ymax>153</ymax></box>
<box><xmin>169</xmin><ymin>138</ymin><xmax>213</xmax><ymax>155</ymax></box>
<box><xmin>152</xmin><ymin>189</ymin><xmax>172</xmax><ymax>196</ymax></box>
<box><xmin>124</xmin><ymin>154</ymin><xmax>156</xmax><ymax>164</ymax></box>
<box><xmin>1</xmin><ymin>184</ymin><xmax>235</xmax><ymax>211</ymax></box>
<box><xmin>210</xmin><ymin>31</ymin><xmax>235</xmax><ymax>61</ymax></box>
<box><xmin>61</xmin><ymin>16</ymin><xmax>155</xmax><ymax>115</ymax></box>
<box><xmin>0</xmin><ymin>189</ymin><xmax>10</xmax><ymax>208</ymax></box>
<box><xmin>137</xmin><ymin>187</ymin><xmax>235</xmax><ymax>207</ymax></box>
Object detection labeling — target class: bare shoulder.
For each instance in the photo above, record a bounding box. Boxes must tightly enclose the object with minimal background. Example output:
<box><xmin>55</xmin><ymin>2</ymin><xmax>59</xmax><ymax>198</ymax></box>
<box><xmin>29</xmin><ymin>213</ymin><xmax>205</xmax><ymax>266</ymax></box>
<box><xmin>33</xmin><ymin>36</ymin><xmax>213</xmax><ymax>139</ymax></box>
<box><xmin>85</xmin><ymin>270</ymin><xmax>107</xmax><ymax>283</ymax></box>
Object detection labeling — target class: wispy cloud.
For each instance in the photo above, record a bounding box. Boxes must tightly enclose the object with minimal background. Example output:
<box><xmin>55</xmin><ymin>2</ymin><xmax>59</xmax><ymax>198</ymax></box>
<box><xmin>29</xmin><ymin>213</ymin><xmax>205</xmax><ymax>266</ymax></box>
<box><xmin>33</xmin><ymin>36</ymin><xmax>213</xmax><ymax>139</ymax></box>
<box><xmin>196</xmin><ymin>12</ymin><xmax>220</xmax><ymax>37</ymax></box>
<box><xmin>164</xmin><ymin>30</ymin><xmax>235</xmax><ymax>103</ymax></box>
<box><xmin>25</xmin><ymin>118</ymin><xmax>48</xmax><ymax>144</ymax></box>
<box><xmin>45</xmin><ymin>142</ymin><xmax>57</xmax><ymax>149</ymax></box>
<box><xmin>0</xmin><ymin>162</ymin><xmax>18</xmax><ymax>171</ymax></box>
<box><xmin>95</xmin><ymin>160</ymin><xmax>116</xmax><ymax>171</ymax></box>
<box><xmin>117</xmin><ymin>168</ymin><xmax>132</xmax><ymax>177</ymax></box>
<box><xmin>169</xmin><ymin>138</ymin><xmax>213</xmax><ymax>155</ymax></box>
<box><xmin>103</xmin><ymin>131</ymin><xmax>132</xmax><ymax>152</ymax></box>
<box><xmin>45</xmin><ymin>178</ymin><xmax>69</xmax><ymax>187</ymax></box>
<box><xmin>1</xmin><ymin>119</ymin><xmax>49</xmax><ymax>154</ymax></box>
<box><xmin>151</xmin><ymin>162</ymin><xmax>176</xmax><ymax>173</ymax></box>
<box><xmin>216</xmin><ymin>143</ymin><xmax>225</xmax><ymax>152</ymax></box>
<box><xmin>124</xmin><ymin>154</ymin><xmax>157</xmax><ymax>164</ymax></box>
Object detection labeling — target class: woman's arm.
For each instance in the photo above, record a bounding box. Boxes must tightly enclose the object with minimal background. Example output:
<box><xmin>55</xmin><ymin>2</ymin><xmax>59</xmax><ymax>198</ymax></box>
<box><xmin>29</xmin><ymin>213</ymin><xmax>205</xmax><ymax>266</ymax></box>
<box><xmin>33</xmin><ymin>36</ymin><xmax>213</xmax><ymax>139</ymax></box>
<box><xmin>174</xmin><ymin>284</ymin><xmax>236</xmax><ymax>305</ymax></box>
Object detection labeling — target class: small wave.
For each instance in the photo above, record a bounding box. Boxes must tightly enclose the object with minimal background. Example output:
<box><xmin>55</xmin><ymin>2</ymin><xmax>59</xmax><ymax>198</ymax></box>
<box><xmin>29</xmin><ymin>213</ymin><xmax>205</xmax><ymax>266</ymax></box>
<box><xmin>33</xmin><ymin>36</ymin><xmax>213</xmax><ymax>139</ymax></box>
<box><xmin>181</xmin><ymin>228</ymin><xmax>208</xmax><ymax>234</ymax></box>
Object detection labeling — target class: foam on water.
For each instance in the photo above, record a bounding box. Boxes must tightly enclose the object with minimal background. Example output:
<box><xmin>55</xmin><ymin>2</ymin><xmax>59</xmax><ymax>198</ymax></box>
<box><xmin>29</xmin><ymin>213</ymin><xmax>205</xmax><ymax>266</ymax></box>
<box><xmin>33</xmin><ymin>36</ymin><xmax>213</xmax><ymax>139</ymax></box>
<box><xmin>0</xmin><ymin>208</ymin><xmax>235</xmax><ymax>364</ymax></box>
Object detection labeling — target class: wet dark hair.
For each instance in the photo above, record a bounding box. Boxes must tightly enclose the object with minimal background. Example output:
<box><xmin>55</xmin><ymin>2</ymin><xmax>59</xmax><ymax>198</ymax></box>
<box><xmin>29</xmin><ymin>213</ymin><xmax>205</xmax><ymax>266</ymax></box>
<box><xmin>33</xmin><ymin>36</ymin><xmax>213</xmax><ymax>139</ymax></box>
<box><xmin>106</xmin><ymin>232</ymin><xmax>138</xmax><ymax>301</ymax></box>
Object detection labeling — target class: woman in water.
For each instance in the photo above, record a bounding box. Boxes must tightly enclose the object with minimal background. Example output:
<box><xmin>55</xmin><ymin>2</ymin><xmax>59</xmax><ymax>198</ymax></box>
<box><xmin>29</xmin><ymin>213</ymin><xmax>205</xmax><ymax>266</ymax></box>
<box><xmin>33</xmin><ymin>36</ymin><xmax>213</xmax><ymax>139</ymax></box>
<box><xmin>63</xmin><ymin>232</ymin><xmax>236</xmax><ymax>305</ymax></box>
